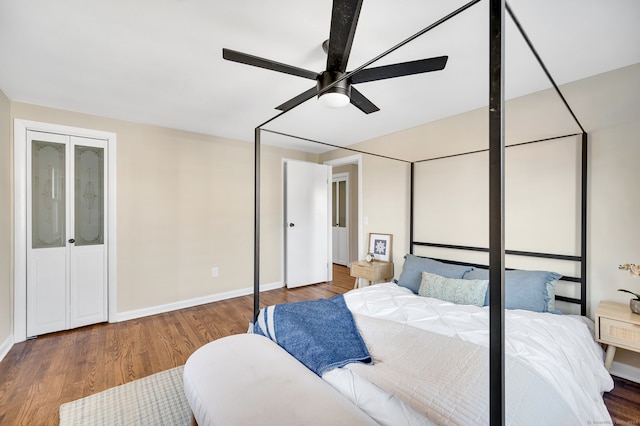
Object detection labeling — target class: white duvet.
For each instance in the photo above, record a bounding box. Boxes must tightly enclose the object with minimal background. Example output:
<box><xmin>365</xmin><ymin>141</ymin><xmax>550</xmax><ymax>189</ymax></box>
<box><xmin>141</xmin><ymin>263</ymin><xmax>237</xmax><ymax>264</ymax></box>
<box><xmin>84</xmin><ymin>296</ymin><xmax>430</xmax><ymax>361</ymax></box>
<box><xmin>323</xmin><ymin>283</ymin><xmax>613</xmax><ymax>425</ymax></box>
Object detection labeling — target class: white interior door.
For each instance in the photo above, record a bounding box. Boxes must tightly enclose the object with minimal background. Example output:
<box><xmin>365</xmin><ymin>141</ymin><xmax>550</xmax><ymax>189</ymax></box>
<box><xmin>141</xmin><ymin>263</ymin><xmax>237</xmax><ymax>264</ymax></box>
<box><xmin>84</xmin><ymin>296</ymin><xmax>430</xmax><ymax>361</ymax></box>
<box><xmin>332</xmin><ymin>174</ymin><xmax>349</xmax><ymax>266</ymax></box>
<box><xmin>27</xmin><ymin>130</ymin><xmax>107</xmax><ymax>337</ymax></box>
<box><xmin>285</xmin><ymin>160</ymin><xmax>331</xmax><ymax>288</ymax></box>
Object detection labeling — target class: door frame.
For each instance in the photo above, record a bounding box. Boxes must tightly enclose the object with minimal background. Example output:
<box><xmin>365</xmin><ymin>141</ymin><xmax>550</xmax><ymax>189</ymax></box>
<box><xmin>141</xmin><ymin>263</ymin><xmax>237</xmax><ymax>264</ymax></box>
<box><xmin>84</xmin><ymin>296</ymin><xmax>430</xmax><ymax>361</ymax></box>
<box><xmin>13</xmin><ymin>119</ymin><xmax>117</xmax><ymax>343</ymax></box>
<box><xmin>324</xmin><ymin>154</ymin><xmax>363</xmax><ymax>264</ymax></box>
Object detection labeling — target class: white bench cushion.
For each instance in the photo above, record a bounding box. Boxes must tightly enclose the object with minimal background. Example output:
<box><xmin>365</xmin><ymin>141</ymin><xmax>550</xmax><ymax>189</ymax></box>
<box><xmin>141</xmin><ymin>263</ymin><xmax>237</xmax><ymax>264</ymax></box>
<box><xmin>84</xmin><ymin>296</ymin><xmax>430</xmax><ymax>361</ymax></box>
<box><xmin>184</xmin><ymin>333</ymin><xmax>377</xmax><ymax>425</ymax></box>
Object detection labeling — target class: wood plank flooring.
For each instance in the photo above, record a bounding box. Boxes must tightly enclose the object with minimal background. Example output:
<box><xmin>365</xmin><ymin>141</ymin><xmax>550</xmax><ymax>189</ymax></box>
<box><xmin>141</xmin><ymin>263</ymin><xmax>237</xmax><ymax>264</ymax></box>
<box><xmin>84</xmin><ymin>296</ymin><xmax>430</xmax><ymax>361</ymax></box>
<box><xmin>0</xmin><ymin>265</ymin><xmax>638</xmax><ymax>425</ymax></box>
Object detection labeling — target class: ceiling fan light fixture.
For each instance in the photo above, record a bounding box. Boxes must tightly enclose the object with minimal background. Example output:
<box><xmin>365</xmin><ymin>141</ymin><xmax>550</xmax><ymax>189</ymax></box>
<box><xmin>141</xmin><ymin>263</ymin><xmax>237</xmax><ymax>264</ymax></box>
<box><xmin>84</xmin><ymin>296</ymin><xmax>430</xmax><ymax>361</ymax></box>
<box><xmin>317</xmin><ymin>71</ymin><xmax>351</xmax><ymax>109</ymax></box>
<box><xmin>318</xmin><ymin>91</ymin><xmax>350</xmax><ymax>108</ymax></box>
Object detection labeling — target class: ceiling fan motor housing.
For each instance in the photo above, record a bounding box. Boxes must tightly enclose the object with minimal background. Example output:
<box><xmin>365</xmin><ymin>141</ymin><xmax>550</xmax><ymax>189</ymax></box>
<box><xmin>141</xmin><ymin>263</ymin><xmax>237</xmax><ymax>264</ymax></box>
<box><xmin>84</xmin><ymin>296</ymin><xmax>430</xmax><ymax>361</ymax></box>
<box><xmin>317</xmin><ymin>71</ymin><xmax>351</xmax><ymax>99</ymax></box>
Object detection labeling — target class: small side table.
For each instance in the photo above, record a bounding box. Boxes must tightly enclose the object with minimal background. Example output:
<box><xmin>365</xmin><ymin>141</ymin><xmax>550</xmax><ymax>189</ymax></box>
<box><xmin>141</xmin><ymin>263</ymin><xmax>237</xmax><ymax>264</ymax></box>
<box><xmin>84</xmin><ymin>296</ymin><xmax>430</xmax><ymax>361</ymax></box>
<box><xmin>595</xmin><ymin>301</ymin><xmax>640</xmax><ymax>371</ymax></box>
<box><xmin>350</xmin><ymin>260</ymin><xmax>394</xmax><ymax>289</ymax></box>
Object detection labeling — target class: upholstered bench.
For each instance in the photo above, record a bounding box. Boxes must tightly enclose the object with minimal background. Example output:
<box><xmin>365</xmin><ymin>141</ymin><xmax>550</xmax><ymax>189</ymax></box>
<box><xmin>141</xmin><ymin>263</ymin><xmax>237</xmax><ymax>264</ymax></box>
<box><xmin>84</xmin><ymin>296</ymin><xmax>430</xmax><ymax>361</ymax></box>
<box><xmin>183</xmin><ymin>333</ymin><xmax>377</xmax><ymax>425</ymax></box>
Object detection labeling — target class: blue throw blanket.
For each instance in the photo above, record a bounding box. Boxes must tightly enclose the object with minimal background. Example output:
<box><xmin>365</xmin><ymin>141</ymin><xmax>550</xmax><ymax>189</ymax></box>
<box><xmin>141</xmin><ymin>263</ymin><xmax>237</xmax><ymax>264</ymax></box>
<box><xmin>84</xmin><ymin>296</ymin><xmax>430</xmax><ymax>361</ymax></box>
<box><xmin>252</xmin><ymin>294</ymin><xmax>372</xmax><ymax>376</ymax></box>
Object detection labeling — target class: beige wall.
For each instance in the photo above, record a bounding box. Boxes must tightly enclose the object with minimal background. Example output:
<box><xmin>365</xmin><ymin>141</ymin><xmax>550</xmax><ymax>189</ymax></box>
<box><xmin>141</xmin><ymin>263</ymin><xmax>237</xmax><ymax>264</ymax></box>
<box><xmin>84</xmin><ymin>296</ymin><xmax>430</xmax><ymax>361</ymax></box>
<box><xmin>359</xmin><ymin>156</ymin><xmax>411</xmax><ymax>272</ymax></box>
<box><xmin>588</xmin><ymin>119</ymin><xmax>640</xmax><ymax>369</ymax></box>
<box><xmin>10</xmin><ymin>102</ymin><xmax>317</xmax><ymax>314</ymax></box>
<box><xmin>0</xmin><ymin>89</ymin><xmax>12</xmax><ymax>349</ymax></box>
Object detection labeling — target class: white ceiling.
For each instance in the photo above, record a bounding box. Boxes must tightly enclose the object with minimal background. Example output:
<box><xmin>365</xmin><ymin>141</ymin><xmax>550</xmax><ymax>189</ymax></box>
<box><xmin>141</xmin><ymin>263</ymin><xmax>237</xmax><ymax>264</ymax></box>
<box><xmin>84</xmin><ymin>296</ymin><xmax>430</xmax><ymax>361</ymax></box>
<box><xmin>1</xmin><ymin>0</ymin><xmax>639</xmax><ymax>152</ymax></box>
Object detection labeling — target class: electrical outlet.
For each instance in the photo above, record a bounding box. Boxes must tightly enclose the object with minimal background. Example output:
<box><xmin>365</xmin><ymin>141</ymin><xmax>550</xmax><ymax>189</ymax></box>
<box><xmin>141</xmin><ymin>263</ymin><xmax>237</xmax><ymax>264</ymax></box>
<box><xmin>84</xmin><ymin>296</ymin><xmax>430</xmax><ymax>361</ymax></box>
<box><xmin>211</xmin><ymin>267</ymin><xmax>219</xmax><ymax>277</ymax></box>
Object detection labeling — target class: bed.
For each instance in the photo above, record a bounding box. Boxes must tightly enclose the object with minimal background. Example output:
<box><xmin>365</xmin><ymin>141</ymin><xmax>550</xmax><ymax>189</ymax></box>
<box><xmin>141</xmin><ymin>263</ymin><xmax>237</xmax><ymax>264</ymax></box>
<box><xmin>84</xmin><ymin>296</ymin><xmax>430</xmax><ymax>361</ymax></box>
<box><xmin>184</xmin><ymin>256</ymin><xmax>613</xmax><ymax>425</ymax></box>
<box><xmin>185</xmin><ymin>0</ymin><xmax>607</xmax><ymax>423</ymax></box>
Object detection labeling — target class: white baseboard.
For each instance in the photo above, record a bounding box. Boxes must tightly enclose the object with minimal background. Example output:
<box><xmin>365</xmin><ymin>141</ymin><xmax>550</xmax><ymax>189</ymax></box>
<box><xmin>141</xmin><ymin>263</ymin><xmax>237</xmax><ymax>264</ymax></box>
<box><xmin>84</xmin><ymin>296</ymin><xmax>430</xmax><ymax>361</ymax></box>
<box><xmin>0</xmin><ymin>334</ymin><xmax>13</xmax><ymax>364</ymax></box>
<box><xmin>610</xmin><ymin>361</ymin><xmax>640</xmax><ymax>384</ymax></box>
<box><xmin>115</xmin><ymin>281</ymin><xmax>284</xmax><ymax>323</ymax></box>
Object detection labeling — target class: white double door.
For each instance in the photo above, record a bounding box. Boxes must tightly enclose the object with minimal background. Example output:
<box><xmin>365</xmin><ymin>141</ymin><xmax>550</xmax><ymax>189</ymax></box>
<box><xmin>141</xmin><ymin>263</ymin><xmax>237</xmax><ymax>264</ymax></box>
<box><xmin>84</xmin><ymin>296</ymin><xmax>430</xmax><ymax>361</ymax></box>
<box><xmin>26</xmin><ymin>130</ymin><xmax>108</xmax><ymax>337</ymax></box>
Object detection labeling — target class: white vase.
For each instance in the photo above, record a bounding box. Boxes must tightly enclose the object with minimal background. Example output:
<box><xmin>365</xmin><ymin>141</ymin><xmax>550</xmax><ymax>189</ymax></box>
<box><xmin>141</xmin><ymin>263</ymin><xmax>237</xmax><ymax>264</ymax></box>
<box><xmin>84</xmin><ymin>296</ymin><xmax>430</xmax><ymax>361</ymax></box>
<box><xmin>631</xmin><ymin>299</ymin><xmax>640</xmax><ymax>314</ymax></box>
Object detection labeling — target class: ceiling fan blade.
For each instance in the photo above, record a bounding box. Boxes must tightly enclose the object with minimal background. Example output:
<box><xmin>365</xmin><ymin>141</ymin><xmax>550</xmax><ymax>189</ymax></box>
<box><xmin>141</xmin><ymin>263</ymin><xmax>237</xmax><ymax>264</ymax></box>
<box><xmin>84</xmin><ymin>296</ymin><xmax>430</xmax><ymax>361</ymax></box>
<box><xmin>326</xmin><ymin>0</ymin><xmax>364</xmax><ymax>73</ymax></box>
<box><xmin>351</xmin><ymin>56</ymin><xmax>448</xmax><ymax>84</ymax></box>
<box><xmin>349</xmin><ymin>87</ymin><xmax>379</xmax><ymax>114</ymax></box>
<box><xmin>275</xmin><ymin>87</ymin><xmax>319</xmax><ymax>112</ymax></box>
<box><xmin>223</xmin><ymin>48</ymin><xmax>318</xmax><ymax>80</ymax></box>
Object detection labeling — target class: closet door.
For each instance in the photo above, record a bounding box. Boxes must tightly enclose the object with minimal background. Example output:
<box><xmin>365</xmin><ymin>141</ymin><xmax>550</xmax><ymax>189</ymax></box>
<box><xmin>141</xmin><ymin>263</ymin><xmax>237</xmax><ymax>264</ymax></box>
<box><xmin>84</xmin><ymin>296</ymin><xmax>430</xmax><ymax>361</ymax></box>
<box><xmin>27</xmin><ymin>133</ymin><xmax>68</xmax><ymax>336</ymax></box>
<box><xmin>27</xmin><ymin>131</ymin><xmax>107</xmax><ymax>337</ymax></box>
<box><xmin>69</xmin><ymin>137</ymin><xmax>107</xmax><ymax>329</ymax></box>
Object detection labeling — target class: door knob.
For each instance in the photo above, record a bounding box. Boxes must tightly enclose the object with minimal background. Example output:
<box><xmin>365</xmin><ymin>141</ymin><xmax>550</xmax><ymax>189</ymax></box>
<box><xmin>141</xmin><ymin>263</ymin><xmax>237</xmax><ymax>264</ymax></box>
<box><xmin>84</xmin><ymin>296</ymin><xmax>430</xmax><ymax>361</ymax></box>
<box><xmin>68</xmin><ymin>238</ymin><xmax>75</xmax><ymax>243</ymax></box>
<box><xmin>289</xmin><ymin>223</ymin><xmax>295</xmax><ymax>227</ymax></box>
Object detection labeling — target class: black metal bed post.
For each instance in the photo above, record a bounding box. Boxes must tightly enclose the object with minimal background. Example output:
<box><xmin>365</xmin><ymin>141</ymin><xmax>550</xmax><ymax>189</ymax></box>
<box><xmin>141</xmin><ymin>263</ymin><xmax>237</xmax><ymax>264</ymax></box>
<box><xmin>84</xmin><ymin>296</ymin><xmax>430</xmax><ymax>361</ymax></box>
<box><xmin>489</xmin><ymin>0</ymin><xmax>506</xmax><ymax>424</ymax></box>
<box><xmin>410</xmin><ymin>163</ymin><xmax>415</xmax><ymax>255</ymax></box>
<box><xmin>581</xmin><ymin>132</ymin><xmax>588</xmax><ymax>316</ymax></box>
<box><xmin>253</xmin><ymin>127</ymin><xmax>261</xmax><ymax>322</ymax></box>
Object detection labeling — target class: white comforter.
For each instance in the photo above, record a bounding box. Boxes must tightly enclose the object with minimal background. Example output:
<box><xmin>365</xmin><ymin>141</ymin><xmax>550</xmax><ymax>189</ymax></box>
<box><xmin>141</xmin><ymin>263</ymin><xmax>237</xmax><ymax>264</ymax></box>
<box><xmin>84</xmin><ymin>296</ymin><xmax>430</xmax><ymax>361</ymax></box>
<box><xmin>323</xmin><ymin>283</ymin><xmax>613</xmax><ymax>425</ymax></box>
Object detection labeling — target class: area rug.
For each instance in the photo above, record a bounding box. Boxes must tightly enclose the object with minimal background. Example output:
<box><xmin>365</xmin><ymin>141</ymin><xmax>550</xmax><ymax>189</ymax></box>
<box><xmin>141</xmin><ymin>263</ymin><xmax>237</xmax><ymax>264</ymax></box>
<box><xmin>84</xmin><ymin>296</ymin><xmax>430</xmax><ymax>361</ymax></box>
<box><xmin>59</xmin><ymin>366</ymin><xmax>191</xmax><ymax>425</ymax></box>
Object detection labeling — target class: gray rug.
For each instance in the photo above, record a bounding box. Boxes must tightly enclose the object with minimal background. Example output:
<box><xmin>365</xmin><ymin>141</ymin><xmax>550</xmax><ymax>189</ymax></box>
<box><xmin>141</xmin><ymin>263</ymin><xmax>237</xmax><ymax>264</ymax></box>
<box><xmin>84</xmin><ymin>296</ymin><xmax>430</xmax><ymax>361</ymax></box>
<box><xmin>59</xmin><ymin>366</ymin><xmax>191</xmax><ymax>426</ymax></box>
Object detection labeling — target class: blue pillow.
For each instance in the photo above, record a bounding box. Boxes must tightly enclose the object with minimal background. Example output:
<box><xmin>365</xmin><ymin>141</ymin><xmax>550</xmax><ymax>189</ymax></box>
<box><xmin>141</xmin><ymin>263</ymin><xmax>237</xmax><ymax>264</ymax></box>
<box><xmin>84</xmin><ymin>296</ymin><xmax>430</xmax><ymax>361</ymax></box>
<box><xmin>462</xmin><ymin>269</ymin><xmax>561</xmax><ymax>313</ymax></box>
<box><xmin>395</xmin><ymin>254</ymin><xmax>474</xmax><ymax>294</ymax></box>
<box><xmin>418</xmin><ymin>272</ymin><xmax>489</xmax><ymax>307</ymax></box>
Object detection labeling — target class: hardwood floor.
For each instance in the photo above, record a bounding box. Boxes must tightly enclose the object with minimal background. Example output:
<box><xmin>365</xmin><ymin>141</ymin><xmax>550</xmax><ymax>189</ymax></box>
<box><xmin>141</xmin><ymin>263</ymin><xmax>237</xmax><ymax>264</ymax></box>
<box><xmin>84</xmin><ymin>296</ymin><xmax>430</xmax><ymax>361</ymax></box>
<box><xmin>0</xmin><ymin>265</ymin><xmax>353</xmax><ymax>425</ymax></box>
<box><xmin>0</xmin><ymin>264</ymin><xmax>638</xmax><ymax>425</ymax></box>
<box><xmin>606</xmin><ymin>375</ymin><xmax>640</xmax><ymax>424</ymax></box>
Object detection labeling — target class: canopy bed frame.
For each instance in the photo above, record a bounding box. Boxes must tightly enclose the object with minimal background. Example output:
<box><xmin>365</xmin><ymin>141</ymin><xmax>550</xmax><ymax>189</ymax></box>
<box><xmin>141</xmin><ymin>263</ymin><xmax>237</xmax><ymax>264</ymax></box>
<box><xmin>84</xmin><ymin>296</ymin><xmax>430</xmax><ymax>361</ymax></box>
<box><xmin>195</xmin><ymin>1</ymin><xmax>594</xmax><ymax>424</ymax></box>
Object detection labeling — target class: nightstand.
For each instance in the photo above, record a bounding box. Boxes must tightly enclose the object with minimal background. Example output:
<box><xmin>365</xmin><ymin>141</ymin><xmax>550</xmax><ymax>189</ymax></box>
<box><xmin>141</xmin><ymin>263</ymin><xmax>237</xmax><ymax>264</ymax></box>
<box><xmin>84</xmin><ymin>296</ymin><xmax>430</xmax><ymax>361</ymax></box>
<box><xmin>595</xmin><ymin>301</ymin><xmax>640</xmax><ymax>371</ymax></box>
<box><xmin>350</xmin><ymin>260</ymin><xmax>394</xmax><ymax>289</ymax></box>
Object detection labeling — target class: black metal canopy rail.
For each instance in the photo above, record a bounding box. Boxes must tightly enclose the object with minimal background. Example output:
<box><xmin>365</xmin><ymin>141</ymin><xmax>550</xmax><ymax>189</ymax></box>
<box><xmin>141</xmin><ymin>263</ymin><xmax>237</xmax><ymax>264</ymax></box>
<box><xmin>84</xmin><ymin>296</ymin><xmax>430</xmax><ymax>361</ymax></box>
<box><xmin>249</xmin><ymin>1</ymin><xmax>588</xmax><ymax>425</ymax></box>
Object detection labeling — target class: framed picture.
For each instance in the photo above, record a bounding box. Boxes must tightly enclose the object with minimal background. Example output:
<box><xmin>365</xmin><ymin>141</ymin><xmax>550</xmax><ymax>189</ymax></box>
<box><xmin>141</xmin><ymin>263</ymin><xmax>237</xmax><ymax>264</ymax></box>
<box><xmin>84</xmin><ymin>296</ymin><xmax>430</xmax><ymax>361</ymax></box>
<box><xmin>368</xmin><ymin>233</ymin><xmax>392</xmax><ymax>262</ymax></box>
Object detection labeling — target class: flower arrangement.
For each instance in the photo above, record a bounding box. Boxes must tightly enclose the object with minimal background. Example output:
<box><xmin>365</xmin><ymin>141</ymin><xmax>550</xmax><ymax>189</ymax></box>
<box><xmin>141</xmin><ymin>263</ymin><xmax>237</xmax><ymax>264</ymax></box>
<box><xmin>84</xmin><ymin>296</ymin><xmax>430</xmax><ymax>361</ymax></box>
<box><xmin>618</xmin><ymin>263</ymin><xmax>640</xmax><ymax>303</ymax></box>
<box><xmin>619</xmin><ymin>263</ymin><xmax>640</xmax><ymax>278</ymax></box>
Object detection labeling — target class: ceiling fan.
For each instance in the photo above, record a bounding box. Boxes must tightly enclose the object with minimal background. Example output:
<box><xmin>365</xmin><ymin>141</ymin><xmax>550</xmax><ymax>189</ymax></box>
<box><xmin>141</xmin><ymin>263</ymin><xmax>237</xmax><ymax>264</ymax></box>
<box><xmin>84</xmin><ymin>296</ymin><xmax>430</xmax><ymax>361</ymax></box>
<box><xmin>222</xmin><ymin>0</ymin><xmax>448</xmax><ymax>114</ymax></box>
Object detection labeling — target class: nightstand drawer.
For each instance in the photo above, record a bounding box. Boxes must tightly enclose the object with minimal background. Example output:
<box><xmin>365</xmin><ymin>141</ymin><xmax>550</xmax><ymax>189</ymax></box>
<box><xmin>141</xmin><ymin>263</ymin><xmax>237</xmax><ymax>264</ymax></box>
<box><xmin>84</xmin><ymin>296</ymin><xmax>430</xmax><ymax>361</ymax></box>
<box><xmin>350</xmin><ymin>261</ymin><xmax>394</xmax><ymax>282</ymax></box>
<box><xmin>350</xmin><ymin>262</ymin><xmax>377</xmax><ymax>281</ymax></box>
<box><xmin>600</xmin><ymin>317</ymin><xmax>640</xmax><ymax>352</ymax></box>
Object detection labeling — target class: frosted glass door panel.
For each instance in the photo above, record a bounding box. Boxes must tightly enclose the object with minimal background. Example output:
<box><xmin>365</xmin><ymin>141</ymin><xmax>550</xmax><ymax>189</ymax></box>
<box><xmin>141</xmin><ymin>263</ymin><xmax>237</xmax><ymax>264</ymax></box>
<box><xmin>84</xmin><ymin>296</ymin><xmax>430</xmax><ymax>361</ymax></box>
<box><xmin>331</xmin><ymin>180</ymin><xmax>347</xmax><ymax>227</ymax></box>
<box><xmin>75</xmin><ymin>145</ymin><xmax>104</xmax><ymax>246</ymax></box>
<box><xmin>32</xmin><ymin>141</ymin><xmax>66</xmax><ymax>249</ymax></box>
<box><xmin>337</xmin><ymin>180</ymin><xmax>346</xmax><ymax>228</ymax></box>
<box><xmin>332</xmin><ymin>182</ymin><xmax>338</xmax><ymax>226</ymax></box>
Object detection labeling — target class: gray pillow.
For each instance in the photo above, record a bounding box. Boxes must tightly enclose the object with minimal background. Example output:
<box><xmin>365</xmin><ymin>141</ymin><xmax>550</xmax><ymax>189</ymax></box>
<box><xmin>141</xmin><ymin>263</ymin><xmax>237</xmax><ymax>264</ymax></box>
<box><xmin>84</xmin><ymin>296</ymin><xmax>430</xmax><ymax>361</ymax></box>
<box><xmin>418</xmin><ymin>272</ymin><xmax>489</xmax><ymax>307</ymax></box>
<box><xmin>462</xmin><ymin>269</ymin><xmax>561</xmax><ymax>313</ymax></box>
<box><xmin>395</xmin><ymin>254</ymin><xmax>474</xmax><ymax>294</ymax></box>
